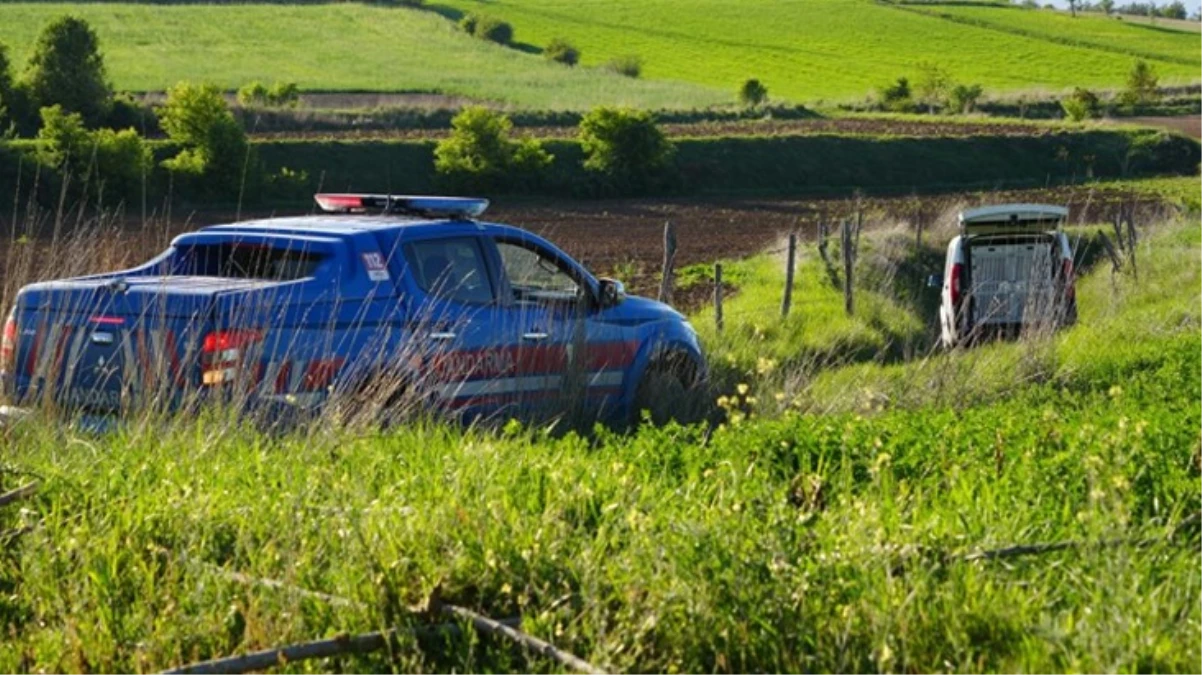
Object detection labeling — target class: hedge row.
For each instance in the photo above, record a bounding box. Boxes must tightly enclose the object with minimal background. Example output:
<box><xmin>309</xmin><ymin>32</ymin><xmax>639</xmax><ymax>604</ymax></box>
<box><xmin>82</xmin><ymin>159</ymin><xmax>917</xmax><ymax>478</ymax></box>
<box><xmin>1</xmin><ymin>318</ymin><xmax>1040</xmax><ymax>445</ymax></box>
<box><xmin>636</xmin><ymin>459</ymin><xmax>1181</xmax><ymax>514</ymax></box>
<box><xmin>255</xmin><ymin>128</ymin><xmax>1200</xmax><ymax>201</ymax></box>
<box><xmin>1</xmin><ymin>127</ymin><xmax>1198</xmax><ymax>209</ymax></box>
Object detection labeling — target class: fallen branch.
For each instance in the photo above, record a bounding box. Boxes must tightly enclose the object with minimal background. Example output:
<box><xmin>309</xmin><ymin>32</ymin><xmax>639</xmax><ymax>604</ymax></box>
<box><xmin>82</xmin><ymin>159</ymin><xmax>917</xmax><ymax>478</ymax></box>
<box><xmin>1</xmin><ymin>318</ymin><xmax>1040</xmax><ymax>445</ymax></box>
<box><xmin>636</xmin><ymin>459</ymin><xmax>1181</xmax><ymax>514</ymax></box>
<box><xmin>442</xmin><ymin>603</ymin><xmax>606</xmax><ymax>675</ymax></box>
<box><xmin>161</xmin><ymin>617</ymin><xmax>520</xmax><ymax>675</ymax></box>
<box><xmin>197</xmin><ymin>564</ymin><xmax>606</xmax><ymax>674</ymax></box>
<box><xmin>0</xmin><ymin>482</ymin><xmax>37</xmax><ymax>508</ymax></box>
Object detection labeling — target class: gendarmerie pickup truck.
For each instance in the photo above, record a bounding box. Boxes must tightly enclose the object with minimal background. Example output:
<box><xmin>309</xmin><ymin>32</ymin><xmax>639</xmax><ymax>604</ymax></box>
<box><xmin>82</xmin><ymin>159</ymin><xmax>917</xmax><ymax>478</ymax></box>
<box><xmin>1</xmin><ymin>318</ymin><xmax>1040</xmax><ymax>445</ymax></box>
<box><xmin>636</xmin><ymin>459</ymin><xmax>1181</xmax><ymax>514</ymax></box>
<box><xmin>1</xmin><ymin>194</ymin><xmax>705</xmax><ymax>427</ymax></box>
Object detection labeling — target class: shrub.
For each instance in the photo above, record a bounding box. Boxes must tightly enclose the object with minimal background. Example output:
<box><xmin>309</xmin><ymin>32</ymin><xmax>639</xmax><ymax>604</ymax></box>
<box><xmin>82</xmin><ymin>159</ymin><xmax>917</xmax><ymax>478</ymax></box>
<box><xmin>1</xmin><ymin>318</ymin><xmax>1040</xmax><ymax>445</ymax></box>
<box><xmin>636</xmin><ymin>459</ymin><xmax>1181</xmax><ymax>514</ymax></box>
<box><xmin>738</xmin><ymin>79</ymin><xmax>769</xmax><ymax>109</ymax></box>
<box><xmin>236</xmin><ymin>81</ymin><xmax>269</xmax><ymax>107</ymax></box>
<box><xmin>1061</xmin><ymin>87</ymin><xmax>1101</xmax><ymax>121</ymax></box>
<box><xmin>948</xmin><ymin>83</ymin><xmax>983</xmax><ymax>114</ymax></box>
<box><xmin>604</xmin><ymin>55</ymin><xmax>642</xmax><ymax>79</ymax></box>
<box><xmin>23</xmin><ymin>16</ymin><xmax>111</xmax><ymax>127</ymax></box>
<box><xmin>104</xmin><ymin>92</ymin><xmax>157</xmax><ymax>134</ymax></box>
<box><xmin>458</xmin><ymin>13</ymin><xmax>479</xmax><ymax>35</ymax></box>
<box><xmin>434</xmin><ymin>106</ymin><xmax>552</xmax><ymax>191</ymax></box>
<box><xmin>1119</xmin><ymin>60</ymin><xmax>1159</xmax><ymax>110</ymax></box>
<box><xmin>159</xmin><ymin>82</ymin><xmax>255</xmax><ymax>199</ymax></box>
<box><xmin>35</xmin><ymin>104</ymin><xmax>151</xmax><ymax>203</ymax></box>
<box><xmin>544</xmin><ymin>38</ymin><xmax>580</xmax><ymax>66</ymax></box>
<box><xmin>266</xmin><ymin>82</ymin><xmax>300</xmax><ymax>108</ymax></box>
<box><xmin>877</xmin><ymin>77</ymin><xmax>914</xmax><ymax>112</ymax></box>
<box><xmin>579</xmin><ymin>106</ymin><xmax>674</xmax><ymax>194</ymax></box>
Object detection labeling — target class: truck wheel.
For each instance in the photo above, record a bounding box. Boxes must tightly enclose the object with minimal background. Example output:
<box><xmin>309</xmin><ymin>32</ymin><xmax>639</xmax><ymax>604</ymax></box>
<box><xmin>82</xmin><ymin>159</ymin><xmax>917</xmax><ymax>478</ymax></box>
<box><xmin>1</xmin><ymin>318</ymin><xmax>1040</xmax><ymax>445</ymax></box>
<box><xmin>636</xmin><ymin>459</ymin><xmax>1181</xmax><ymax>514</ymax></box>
<box><xmin>631</xmin><ymin>352</ymin><xmax>703</xmax><ymax>426</ymax></box>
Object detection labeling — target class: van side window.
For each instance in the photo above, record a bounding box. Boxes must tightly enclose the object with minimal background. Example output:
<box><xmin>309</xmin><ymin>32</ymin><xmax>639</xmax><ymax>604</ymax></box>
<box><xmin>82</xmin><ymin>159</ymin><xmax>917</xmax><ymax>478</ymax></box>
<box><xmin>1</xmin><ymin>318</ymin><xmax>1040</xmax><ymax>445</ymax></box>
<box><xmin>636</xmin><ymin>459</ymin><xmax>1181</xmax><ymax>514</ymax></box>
<box><xmin>404</xmin><ymin>238</ymin><xmax>495</xmax><ymax>304</ymax></box>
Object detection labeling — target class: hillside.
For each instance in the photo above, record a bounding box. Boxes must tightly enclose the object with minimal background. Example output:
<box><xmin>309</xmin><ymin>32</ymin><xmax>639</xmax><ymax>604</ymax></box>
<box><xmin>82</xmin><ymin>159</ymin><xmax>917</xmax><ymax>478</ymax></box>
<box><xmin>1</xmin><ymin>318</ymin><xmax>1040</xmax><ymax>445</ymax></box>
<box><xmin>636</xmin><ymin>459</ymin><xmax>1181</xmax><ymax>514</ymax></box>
<box><xmin>0</xmin><ymin>1</ymin><xmax>1197</xmax><ymax>106</ymax></box>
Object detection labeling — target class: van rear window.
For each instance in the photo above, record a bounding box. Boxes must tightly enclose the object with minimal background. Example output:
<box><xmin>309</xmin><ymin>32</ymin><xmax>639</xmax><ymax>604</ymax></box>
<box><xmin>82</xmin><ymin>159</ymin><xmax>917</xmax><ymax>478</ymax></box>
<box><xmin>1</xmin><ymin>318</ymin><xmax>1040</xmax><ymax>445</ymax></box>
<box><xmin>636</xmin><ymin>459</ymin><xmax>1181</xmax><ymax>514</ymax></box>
<box><xmin>174</xmin><ymin>244</ymin><xmax>324</xmax><ymax>280</ymax></box>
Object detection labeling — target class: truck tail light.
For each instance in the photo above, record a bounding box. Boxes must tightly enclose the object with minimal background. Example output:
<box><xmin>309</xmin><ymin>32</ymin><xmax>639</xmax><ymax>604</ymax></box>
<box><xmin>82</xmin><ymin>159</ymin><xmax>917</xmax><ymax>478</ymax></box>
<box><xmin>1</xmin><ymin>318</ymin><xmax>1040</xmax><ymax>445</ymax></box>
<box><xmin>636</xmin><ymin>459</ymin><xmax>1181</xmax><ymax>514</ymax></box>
<box><xmin>0</xmin><ymin>313</ymin><xmax>16</xmax><ymax>375</ymax></box>
<box><xmin>950</xmin><ymin>262</ymin><xmax>964</xmax><ymax>308</ymax></box>
<box><xmin>201</xmin><ymin>329</ymin><xmax>262</xmax><ymax>386</ymax></box>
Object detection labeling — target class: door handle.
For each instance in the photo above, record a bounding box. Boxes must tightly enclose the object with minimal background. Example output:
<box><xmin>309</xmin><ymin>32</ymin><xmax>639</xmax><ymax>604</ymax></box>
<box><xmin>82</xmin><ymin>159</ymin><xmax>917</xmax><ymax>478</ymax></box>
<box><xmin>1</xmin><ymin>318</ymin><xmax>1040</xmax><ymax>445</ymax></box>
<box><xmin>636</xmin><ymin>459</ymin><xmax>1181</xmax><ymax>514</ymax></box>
<box><xmin>522</xmin><ymin>331</ymin><xmax>549</xmax><ymax>341</ymax></box>
<box><xmin>429</xmin><ymin>331</ymin><xmax>457</xmax><ymax>341</ymax></box>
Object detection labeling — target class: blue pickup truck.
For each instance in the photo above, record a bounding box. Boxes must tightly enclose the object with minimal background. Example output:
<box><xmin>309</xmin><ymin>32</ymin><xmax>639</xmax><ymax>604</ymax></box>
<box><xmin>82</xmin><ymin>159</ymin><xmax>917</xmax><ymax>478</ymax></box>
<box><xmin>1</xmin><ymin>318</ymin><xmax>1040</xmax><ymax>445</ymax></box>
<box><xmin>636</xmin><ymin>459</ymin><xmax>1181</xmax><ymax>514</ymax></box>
<box><xmin>0</xmin><ymin>195</ymin><xmax>705</xmax><ymax>426</ymax></box>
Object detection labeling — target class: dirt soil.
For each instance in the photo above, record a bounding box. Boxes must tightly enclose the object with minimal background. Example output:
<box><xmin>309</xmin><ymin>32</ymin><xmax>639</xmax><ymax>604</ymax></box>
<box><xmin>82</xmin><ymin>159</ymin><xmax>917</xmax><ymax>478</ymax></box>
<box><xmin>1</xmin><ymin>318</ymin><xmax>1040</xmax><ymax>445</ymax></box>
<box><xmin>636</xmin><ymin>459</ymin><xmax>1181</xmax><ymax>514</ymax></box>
<box><xmin>251</xmin><ymin>117</ymin><xmax>1064</xmax><ymax>142</ymax></box>
<box><xmin>1115</xmin><ymin>115</ymin><xmax>1201</xmax><ymax>139</ymax></box>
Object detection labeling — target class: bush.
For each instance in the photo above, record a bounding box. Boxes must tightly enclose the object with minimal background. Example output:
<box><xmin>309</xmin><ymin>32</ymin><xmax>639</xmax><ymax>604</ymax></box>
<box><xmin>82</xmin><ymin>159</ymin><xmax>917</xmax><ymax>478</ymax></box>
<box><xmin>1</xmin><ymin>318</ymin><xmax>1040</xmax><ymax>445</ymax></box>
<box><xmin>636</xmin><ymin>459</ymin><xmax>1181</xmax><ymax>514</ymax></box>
<box><xmin>236</xmin><ymin>81</ymin><xmax>269</xmax><ymax>107</ymax></box>
<box><xmin>35</xmin><ymin>104</ymin><xmax>150</xmax><ymax>203</ymax></box>
<box><xmin>544</xmin><ymin>38</ymin><xmax>580</xmax><ymax>66</ymax></box>
<box><xmin>1061</xmin><ymin>87</ymin><xmax>1101</xmax><ymax>121</ymax></box>
<box><xmin>948</xmin><ymin>83</ymin><xmax>983</xmax><ymax>114</ymax></box>
<box><xmin>104</xmin><ymin>92</ymin><xmax>157</xmax><ymax>134</ymax></box>
<box><xmin>159</xmin><ymin>82</ymin><xmax>255</xmax><ymax>200</ymax></box>
<box><xmin>578</xmin><ymin>106</ymin><xmax>674</xmax><ymax>194</ymax></box>
<box><xmin>915</xmin><ymin>62</ymin><xmax>952</xmax><ymax>114</ymax></box>
<box><xmin>23</xmin><ymin>16</ymin><xmax>111</xmax><ymax>127</ymax></box>
<box><xmin>266</xmin><ymin>82</ymin><xmax>300</xmax><ymax>108</ymax></box>
<box><xmin>877</xmin><ymin>77</ymin><xmax>914</xmax><ymax>112</ymax></box>
<box><xmin>434</xmin><ymin>106</ymin><xmax>552</xmax><ymax>191</ymax></box>
<box><xmin>603</xmin><ymin>55</ymin><xmax>642</xmax><ymax>79</ymax></box>
<box><xmin>738</xmin><ymin>79</ymin><xmax>769</xmax><ymax>109</ymax></box>
<box><xmin>460</xmin><ymin>14</ymin><xmax>514</xmax><ymax>45</ymax></box>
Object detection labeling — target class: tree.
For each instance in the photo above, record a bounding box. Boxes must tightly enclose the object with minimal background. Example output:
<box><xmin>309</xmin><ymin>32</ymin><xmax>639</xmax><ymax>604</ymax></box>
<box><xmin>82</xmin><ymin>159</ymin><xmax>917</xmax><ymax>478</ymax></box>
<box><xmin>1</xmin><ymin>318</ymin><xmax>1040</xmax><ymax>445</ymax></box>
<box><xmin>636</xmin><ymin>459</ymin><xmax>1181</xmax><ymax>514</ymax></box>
<box><xmin>1161</xmin><ymin>1</ymin><xmax>1187</xmax><ymax>18</ymax></box>
<box><xmin>1119</xmin><ymin>60</ymin><xmax>1160</xmax><ymax>109</ymax></box>
<box><xmin>433</xmin><ymin>106</ymin><xmax>552</xmax><ymax>190</ymax></box>
<box><xmin>159</xmin><ymin>82</ymin><xmax>253</xmax><ymax>198</ymax></box>
<box><xmin>24</xmin><ymin>16</ymin><xmax>111</xmax><ymax>126</ymax></box>
<box><xmin>1067</xmin><ymin>0</ymin><xmax>1078</xmax><ymax>16</ymax></box>
<box><xmin>738</xmin><ymin>79</ymin><xmax>769</xmax><ymax>109</ymax></box>
<box><xmin>36</xmin><ymin>104</ymin><xmax>151</xmax><ymax>203</ymax></box>
<box><xmin>578</xmin><ymin>106</ymin><xmax>674</xmax><ymax>194</ymax></box>
<box><xmin>1098</xmin><ymin>0</ymin><xmax>1115</xmax><ymax>15</ymax></box>
<box><xmin>915</xmin><ymin>62</ymin><xmax>952</xmax><ymax>113</ymax></box>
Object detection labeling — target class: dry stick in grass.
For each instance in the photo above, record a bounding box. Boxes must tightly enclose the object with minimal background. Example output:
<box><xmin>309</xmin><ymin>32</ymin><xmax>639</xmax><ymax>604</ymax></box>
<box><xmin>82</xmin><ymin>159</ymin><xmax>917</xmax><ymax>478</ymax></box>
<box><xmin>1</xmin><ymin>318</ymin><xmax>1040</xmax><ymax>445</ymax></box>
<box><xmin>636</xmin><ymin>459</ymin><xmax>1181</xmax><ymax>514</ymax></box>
<box><xmin>161</xmin><ymin>618</ymin><xmax>521</xmax><ymax>675</ymax></box>
<box><xmin>0</xmin><ymin>482</ymin><xmax>37</xmax><ymax>508</ymax></box>
<box><xmin>658</xmin><ymin>220</ymin><xmax>677</xmax><ymax>305</ymax></box>
<box><xmin>199</xmin><ymin>564</ymin><xmax>606</xmax><ymax>675</ymax></box>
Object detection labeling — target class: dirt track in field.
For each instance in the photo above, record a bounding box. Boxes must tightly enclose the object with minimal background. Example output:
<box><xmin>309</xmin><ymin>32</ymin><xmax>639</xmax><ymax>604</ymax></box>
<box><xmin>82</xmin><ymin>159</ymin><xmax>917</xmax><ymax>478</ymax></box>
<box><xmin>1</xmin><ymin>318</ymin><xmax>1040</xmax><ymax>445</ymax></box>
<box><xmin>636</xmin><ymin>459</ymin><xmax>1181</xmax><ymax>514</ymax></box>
<box><xmin>1114</xmin><ymin>115</ymin><xmax>1201</xmax><ymax>139</ymax></box>
<box><xmin>249</xmin><ymin>117</ymin><xmax>1062</xmax><ymax>142</ymax></box>
<box><xmin>0</xmin><ymin>184</ymin><xmax>1178</xmax><ymax>310</ymax></box>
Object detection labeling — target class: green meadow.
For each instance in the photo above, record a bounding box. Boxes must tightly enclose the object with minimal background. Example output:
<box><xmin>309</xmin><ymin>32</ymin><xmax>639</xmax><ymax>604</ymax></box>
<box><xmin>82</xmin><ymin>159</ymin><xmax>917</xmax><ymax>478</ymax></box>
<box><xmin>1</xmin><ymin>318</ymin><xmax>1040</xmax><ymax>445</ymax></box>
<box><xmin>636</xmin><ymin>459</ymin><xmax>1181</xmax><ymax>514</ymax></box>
<box><xmin>0</xmin><ymin>1</ymin><xmax>1197</xmax><ymax>107</ymax></box>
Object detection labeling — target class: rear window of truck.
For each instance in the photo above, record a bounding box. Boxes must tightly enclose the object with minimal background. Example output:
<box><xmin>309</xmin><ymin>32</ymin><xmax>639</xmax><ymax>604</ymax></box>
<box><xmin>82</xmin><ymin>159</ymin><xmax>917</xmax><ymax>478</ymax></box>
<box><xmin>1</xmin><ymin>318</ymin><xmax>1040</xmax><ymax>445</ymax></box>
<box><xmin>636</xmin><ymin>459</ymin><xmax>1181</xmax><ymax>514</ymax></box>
<box><xmin>174</xmin><ymin>244</ymin><xmax>324</xmax><ymax>280</ymax></box>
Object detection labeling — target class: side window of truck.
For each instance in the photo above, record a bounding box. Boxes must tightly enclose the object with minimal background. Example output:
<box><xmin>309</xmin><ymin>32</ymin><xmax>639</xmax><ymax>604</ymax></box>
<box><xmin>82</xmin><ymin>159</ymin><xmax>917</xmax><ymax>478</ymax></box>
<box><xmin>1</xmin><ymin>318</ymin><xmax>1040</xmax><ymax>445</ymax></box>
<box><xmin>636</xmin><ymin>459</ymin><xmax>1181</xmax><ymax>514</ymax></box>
<box><xmin>403</xmin><ymin>237</ymin><xmax>495</xmax><ymax>305</ymax></box>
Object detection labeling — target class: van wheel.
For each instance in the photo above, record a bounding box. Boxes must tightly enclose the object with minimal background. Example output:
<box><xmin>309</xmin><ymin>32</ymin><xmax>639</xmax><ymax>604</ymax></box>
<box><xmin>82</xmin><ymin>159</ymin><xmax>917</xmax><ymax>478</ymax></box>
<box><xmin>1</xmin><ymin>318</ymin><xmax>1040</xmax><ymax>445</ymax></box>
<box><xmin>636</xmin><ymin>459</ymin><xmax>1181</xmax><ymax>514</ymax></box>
<box><xmin>631</xmin><ymin>352</ymin><xmax>702</xmax><ymax>426</ymax></box>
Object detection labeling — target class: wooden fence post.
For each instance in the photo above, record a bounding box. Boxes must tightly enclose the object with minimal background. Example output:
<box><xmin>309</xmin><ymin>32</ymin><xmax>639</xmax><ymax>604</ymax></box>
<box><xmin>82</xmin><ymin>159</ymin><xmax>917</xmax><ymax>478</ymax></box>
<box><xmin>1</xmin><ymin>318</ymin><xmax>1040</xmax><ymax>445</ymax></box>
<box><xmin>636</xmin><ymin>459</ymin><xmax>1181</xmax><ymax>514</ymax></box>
<box><xmin>658</xmin><ymin>220</ymin><xmax>677</xmax><ymax>304</ymax></box>
<box><xmin>781</xmin><ymin>233</ymin><xmax>797</xmax><ymax>319</ymax></box>
<box><xmin>1124</xmin><ymin>209</ymin><xmax>1138</xmax><ymax>281</ymax></box>
<box><xmin>842</xmin><ymin>220</ymin><xmax>855</xmax><ymax>316</ymax></box>
<box><xmin>817</xmin><ymin>221</ymin><xmax>829</xmax><ymax>265</ymax></box>
<box><xmin>713</xmin><ymin>263</ymin><xmax>724</xmax><ymax>333</ymax></box>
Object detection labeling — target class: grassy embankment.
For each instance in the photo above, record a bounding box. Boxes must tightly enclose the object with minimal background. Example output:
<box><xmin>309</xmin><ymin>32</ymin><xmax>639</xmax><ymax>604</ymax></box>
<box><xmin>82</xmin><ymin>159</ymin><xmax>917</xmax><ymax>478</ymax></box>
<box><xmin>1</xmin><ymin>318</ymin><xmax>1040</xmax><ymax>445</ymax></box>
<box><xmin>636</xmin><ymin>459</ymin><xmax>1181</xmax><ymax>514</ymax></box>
<box><xmin>0</xmin><ymin>181</ymin><xmax>1198</xmax><ymax>673</ymax></box>
<box><xmin>0</xmin><ymin>1</ymin><xmax>1197</xmax><ymax>106</ymax></box>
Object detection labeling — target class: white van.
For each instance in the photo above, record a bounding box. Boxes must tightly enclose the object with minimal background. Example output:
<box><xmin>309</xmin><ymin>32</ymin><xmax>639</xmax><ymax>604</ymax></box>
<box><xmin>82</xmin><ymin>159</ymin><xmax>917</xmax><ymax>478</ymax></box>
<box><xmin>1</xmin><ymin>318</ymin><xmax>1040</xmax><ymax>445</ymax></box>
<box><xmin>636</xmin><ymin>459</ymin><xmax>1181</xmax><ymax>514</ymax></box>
<box><xmin>934</xmin><ymin>204</ymin><xmax>1077</xmax><ymax>347</ymax></box>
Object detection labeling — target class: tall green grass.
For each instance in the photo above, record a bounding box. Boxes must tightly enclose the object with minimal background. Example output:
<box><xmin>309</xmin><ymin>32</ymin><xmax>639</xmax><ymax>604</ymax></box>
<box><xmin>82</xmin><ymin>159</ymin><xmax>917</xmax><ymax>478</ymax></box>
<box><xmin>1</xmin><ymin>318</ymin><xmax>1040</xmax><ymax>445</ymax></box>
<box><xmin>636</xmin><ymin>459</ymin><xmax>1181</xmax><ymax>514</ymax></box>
<box><xmin>0</xmin><ymin>202</ymin><xmax>1198</xmax><ymax>672</ymax></box>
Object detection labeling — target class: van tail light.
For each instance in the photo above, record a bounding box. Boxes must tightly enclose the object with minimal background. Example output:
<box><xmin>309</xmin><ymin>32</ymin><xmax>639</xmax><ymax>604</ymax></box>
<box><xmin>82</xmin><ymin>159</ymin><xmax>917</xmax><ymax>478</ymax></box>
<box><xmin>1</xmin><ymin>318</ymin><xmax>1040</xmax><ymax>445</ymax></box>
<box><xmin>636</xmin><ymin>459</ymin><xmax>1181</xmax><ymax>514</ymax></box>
<box><xmin>0</xmin><ymin>313</ymin><xmax>16</xmax><ymax>375</ymax></box>
<box><xmin>950</xmin><ymin>262</ymin><xmax>964</xmax><ymax>308</ymax></box>
<box><xmin>1061</xmin><ymin>259</ymin><xmax>1075</xmax><ymax>301</ymax></box>
<box><xmin>201</xmin><ymin>329</ymin><xmax>262</xmax><ymax>386</ymax></box>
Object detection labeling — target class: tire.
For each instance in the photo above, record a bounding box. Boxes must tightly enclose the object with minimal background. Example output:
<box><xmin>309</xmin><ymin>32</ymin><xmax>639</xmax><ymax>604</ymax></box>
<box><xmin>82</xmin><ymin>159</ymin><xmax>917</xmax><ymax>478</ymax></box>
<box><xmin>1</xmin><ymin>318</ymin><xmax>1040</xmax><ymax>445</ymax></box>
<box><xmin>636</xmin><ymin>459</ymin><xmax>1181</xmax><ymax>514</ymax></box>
<box><xmin>631</xmin><ymin>352</ymin><xmax>702</xmax><ymax>427</ymax></box>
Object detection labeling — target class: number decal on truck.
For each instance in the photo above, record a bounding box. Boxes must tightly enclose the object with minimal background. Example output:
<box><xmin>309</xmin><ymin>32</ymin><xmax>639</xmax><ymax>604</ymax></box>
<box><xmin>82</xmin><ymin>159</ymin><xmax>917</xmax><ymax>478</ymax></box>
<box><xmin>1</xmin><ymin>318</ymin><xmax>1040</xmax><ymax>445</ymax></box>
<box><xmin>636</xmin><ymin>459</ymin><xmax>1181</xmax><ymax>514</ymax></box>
<box><xmin>361</xmin><ymin>253</ymin><xmax>390</xmax><ymax>282</ymax></box>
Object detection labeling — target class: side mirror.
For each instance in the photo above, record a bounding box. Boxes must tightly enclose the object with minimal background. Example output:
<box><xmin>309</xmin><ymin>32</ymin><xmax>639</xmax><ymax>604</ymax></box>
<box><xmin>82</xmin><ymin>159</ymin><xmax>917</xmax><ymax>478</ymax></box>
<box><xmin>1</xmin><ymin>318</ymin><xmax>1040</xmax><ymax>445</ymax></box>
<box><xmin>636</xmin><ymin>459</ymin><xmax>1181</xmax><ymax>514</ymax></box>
<box><xmin>927</xmin><ymin>274</ymin><xmax>943</xmax><ymax>289</ymax></box>
<box><xmin>598</xmin><ymin>277</ymin><xmax>626</xmax><ymax>308</ymax></box>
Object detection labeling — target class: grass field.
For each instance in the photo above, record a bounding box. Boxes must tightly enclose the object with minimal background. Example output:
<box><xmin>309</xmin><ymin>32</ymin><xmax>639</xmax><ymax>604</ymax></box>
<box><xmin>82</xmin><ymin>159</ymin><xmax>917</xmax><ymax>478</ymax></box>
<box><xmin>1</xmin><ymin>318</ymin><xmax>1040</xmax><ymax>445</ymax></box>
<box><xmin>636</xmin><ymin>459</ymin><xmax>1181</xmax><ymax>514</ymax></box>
<box><xmin>0</xmin><ymin>2</ymin><xmax>1197</xmax><ymax>107</ymax></box>
<box><xmin>0</xmin><ymin>203</ymin><xmax>1197</xmax><ymax>672</ymax></box>
<box><xmin>0</xmin><ymin>3</ymin><xmax>726</xmax><ymax>109</ymax></box>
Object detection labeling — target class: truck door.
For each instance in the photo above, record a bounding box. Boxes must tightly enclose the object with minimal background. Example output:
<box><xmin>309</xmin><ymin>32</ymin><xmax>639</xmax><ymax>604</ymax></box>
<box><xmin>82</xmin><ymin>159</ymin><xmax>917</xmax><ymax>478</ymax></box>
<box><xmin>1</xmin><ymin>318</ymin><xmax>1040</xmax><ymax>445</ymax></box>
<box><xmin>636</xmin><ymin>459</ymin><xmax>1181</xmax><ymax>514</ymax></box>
<box><xmin>399</xmin><ymin>235</ymin><xmax>511</xmax><ymax>417</ymax></box>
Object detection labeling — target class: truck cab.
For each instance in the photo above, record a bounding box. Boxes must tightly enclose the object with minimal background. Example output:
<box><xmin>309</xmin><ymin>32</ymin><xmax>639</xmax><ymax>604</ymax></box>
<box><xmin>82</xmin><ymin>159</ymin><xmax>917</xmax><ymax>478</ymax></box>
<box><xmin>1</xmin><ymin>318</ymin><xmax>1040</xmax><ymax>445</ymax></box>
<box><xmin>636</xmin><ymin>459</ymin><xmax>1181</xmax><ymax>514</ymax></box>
<box><xmin>935</xmin><ymin>203</ymin><xmax>1076</xmax><ymax>348</ymax></box>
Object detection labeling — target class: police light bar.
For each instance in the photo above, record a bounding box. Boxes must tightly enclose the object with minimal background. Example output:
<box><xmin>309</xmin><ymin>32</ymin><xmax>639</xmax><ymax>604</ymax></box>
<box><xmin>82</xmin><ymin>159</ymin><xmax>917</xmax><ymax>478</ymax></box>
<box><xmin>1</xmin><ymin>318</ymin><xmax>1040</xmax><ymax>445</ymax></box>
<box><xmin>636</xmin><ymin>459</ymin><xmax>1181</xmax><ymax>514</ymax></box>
<box><xmin>314</xmin><ymin>193</ymin><xmax>489</xmax><ymax>219</ymax></box>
